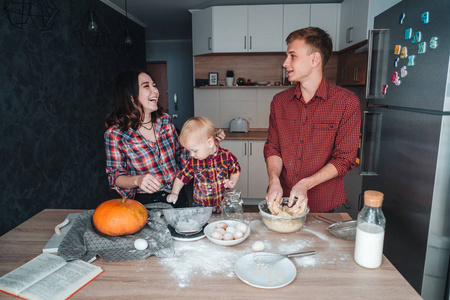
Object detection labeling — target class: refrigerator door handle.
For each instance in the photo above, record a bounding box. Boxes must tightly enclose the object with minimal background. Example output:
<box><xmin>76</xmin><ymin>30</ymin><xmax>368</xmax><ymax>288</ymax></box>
<box><xmin>366</xmin><ymin>29</ymin><xmax>390</xmax><ymax>99</ymax></box>
<box><xmin>360</xmin><ymin>111</ymin><xmax>383</xmax><ymax>176</ymax></box>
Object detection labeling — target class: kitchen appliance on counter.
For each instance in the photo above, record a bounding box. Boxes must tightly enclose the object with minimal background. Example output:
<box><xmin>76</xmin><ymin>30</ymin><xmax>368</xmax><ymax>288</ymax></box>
<box><xmin>361</xmin><ymin>1</ymin><xmax>449</xmax><ymax>299</ymax></box>
<box><xmin>229</xmin><ymin>117</ymin><xmax>249</xmax><ymax>133</ymax></box>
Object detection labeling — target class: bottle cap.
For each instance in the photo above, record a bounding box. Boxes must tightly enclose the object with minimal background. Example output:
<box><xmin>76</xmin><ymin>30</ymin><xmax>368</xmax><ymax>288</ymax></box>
<box><xmin>364</xmin><ymin>190</ymin><xmax>384</xmax><ymax>207</ymax></box>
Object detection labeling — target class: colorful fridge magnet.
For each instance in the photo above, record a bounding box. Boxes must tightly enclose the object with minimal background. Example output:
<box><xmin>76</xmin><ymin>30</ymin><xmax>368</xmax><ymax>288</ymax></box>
<box><xmin>418</xmin><ymin>42</ymin><xmax>427</xmax><ymax>54</ymax></box>
<box><xmin>391</xmin><ymin>72</ymin><xmax>401</xmax><ymax>86</ymax></box>
<box><xmin>394</xmin><ymin>58</ymin><xmax>400</xmax><ymax>67</ymax></box>
<box><xmin>401</xmin><ymin>66</ymin><xmax>408</xmax><ymax>77</ymax></box>
<box><xmin>399</xmin><ymin>13</ymin><xmax>405</xmax><ymax>24</ymax></box>
<box><xmin>411</xmin><ymin>31</ymin><xmax>422</xmax><ymax>43</ymax></box>
<box><xmin>421</xmin><ymin>12</ymin><xmax>429</xmax><ymax>24</ymax></box>
<box><xmin>382</xmin><ymin>84</ymin><xmax>388</xmax><ymax>95</ymax></box>
<box><xmin>400</xmin><ymin>47</ymin><xmax>408</xmax><ymax>59</ymax></box>
<box><xmin>408</xmin><ymin>55</ymin><xmax>415</xmax><ymax>66</ymax></box>
<box><xmin>430</xmin><ymin>37</ymin><xmax>438</xmax><ymax>49</ymax></box>
<box><xmin>405</xmin><ymin>28</ymin><xmax>412</xmax><ymax>40</ymax></box>
<box><xmin>394</xmin><ymin>45</ymin><xmax>401</xmax><ymax>55</ymax></box>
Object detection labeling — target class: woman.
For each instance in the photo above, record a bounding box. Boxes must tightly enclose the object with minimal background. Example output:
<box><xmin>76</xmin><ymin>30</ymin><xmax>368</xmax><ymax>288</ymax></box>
<box><xmin>104</xmin><ymin>69</ymin><xmax>190</xmax><ymax>207</ymax></box>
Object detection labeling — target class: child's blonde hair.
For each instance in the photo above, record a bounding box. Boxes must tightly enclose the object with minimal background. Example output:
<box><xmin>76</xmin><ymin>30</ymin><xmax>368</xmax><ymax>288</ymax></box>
<box><xmin>179</xmin><ymin>116</ymin><xmax>216</xmax><ymax>146</ymax></box>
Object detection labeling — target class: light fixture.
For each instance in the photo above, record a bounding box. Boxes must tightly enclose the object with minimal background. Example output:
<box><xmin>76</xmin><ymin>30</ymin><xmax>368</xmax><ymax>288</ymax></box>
<box><xmin>73</xmin><ymin>0</ymin><xmax>109</xmax><ymax>47</ymax></box>
<box><xmin>3</xmin><ymin>0</ymin><xmax>59</xmax><ymax>31</ymax></box>
<box><xmin>116</xmin><ymin>0</ymin><xmax>139</xmax><ymax>55</ymax></box>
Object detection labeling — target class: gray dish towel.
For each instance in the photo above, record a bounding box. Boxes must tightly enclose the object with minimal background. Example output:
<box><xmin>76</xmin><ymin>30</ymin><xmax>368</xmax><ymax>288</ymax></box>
<box><xmin>58</xmin><ymin>203</ymin><xmax>175</xmax><ymax>262</ymax></box>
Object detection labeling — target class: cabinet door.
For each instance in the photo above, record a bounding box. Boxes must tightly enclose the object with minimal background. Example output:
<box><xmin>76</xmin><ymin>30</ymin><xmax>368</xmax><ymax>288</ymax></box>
<box><xmin>351</xmin><ymin>0</ymin><xmax>369</xmax><ymax>45</ymax></box>
<box><xmin>310</xmin><ymin>4</ymin><xmax>339</xmax><ymax>51</ymax></box>
<box><xmin>247</xmin><ymin>141</ymin><xmax>268</xmax><ymax>198</ymax></box>
<box><xmin>248</xmin><ymin>5</ymin><xmax>283</xmax><ymax>52</ymax></box>
<box><xmin>220</xmin><ymin>140</ymin><xmax>249</xmax><ymax>198</ymax></box>
<box><xmin>192</xmin><ymin>7</ymin><xmax>213</xmax><ymax>56</ymax></box>
<box><xmin>339</xmin><ymin>0</ymin><xmax>354</xmax><ymax>50</ymax></box>
<box><xmin>212</xmin><ymin>6</ymin><xmax>248</xmax><ymax>53</ymax></box>
<box><xmin>282</xmin><ymin>4</ymin><xmax>311</xmax><ymax>52</ymax></box>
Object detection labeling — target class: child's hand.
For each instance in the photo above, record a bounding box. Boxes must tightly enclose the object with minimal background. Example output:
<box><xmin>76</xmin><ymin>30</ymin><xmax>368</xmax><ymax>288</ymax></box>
<box><xmin>166</xmin><ymin>193</ymin><xmax>178</xmax><ymax>204</ymax></box>
<box><xmin>223</xmin><ymin>179</ymin><xmax>236</xmax><ymax>189</ymax></box>
<box><xmin>215</xmin><ymin>129</ymin><xmax>225</xmax><ymax>143</ymax></box>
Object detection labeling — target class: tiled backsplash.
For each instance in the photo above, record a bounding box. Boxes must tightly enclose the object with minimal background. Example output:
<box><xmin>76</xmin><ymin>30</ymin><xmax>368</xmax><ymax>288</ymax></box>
<box><xmin>194</xmin><ymin>87</ymin><xmax>288</xmax><ymax>129</ymax></box>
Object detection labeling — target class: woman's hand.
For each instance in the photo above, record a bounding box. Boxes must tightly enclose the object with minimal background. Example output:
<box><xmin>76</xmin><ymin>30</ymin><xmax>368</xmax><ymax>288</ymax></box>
<box><xmin>215</xmin><ymin>129</ymin><xmax>226</xmax><ymax>144</ymax></box>
<box><xmin>135</xmin><ymin>174</ymin><xmax>162</xmax><ymax>194</ymax></box>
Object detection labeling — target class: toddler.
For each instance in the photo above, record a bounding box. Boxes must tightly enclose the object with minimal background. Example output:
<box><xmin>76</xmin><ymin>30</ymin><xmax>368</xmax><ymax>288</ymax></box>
<box><xmin>167</xmin><ymin>117</ymin><xmax>241</xmax><ymax>212</ymax></box>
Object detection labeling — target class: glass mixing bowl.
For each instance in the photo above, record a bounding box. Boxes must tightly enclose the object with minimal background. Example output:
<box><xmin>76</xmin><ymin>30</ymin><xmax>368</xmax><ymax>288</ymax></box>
<box><xmin>162</xmin><ymin>207</ymin><xmax>213</xmax><ymax>234</ymax></box>
<box><xmin>258</xmin><ymin>199</ymin><xmax>309</xmax><ymax>233</ymax></box>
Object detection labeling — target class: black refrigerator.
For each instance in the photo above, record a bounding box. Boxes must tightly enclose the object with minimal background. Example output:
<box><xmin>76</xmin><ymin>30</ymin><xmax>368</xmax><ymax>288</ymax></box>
<box><xmin>360</xmin><ymin>0</ymin><xmax>450</xmax><ymax>299</ymax></box>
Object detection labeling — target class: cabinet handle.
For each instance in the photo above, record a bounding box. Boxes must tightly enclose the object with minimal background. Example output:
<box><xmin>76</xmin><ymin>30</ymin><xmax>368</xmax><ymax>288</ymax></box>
<box><xmin>341</xmin><ymin>69</ymin><xmax>345</xmax><ymax>81</ymax></box>
<box><xmin>250</xmin><ymin>36</ymin><xmax>252</xmax><ymax>50</ymax></box>
<box><xmin>244</xmin><ymin>36</ymin><xmax>246</xmax><ymax>50</ymax></box>
<box><xmin>244</xmin><ymin>143</ymin><xmax>247</xmax><ymax>156</ymax></box>
<box><xmin>250</xmin><ymin>142</ymin><xmax>253</xmax><ymax>155</ymax></box>
<box><xmin>355</xmin><ymin>67</ymin><xmax>359</xmax><ymax>82</ymax></box>
<box><xmin>346</xmin><ymin>27</ymin><xmax>353</xmax><ymax>43</ymax></box>
<box><xmin>208</xmin><ymin>37</ymin><xmax>211</xmax><ymax>50</ymax></box>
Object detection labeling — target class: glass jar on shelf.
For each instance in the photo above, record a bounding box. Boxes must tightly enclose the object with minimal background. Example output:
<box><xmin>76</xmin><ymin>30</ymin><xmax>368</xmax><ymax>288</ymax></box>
<box><xmin>221</xmin><ymin>189</ymin><xmax>243</xmax><ymax>221</ymax></box>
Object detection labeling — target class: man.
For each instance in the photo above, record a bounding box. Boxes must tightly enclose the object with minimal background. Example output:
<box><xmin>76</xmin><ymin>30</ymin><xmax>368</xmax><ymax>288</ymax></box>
<box><xmin>264</xmin><ymin>27</ymin><xmax>361</xmax><ymax>213</ymax></box>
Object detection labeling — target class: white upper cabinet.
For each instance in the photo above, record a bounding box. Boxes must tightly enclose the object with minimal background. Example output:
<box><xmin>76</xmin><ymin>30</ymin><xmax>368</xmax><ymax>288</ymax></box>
<box><xmin>310</xmin><ymin>4</ymin><xmax>340</xmax><ymax>51</ymax></box>
<box><xmin>211</xmin><ymin>6</ymin><xmax>248</xmax><ymax>53</ymax></box>
<box><xmin>192</xmin><ymin>5</ymin><xmax>283</xmax><ymax>55</ymax></box>
<box><xmin>192</xmin><ymin>7</ymin><xmax>213</xmax><ymax>55</ymax></box>
<box><xmin>339</xmin><ymin>0</ymin><xmax>402</xmax><ymax>50</ymax></box>
<box><xmin>282</xmin><ymin>4</ymin><xmax>311</xmax><ymax>52</ymax></box>
<box><xmin>247</xmin><ymin>5</ymin><xmax>283</xmax><ymax>52</ymax></box>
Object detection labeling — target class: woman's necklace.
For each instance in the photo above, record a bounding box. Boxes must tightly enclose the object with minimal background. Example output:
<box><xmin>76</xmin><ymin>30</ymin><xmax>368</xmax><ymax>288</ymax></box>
<box><xmin>141</xmin><ymin>121</ymin><xmax>153</xmax><ymax>131</ymax></box>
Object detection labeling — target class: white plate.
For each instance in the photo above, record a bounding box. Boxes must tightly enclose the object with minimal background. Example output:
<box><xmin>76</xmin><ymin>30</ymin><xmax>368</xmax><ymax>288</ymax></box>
<box><xmin>204</xmin><ymin>220</ymin><xmax>250</xmax><ymax>246</ymax></box>
<box><xmin>235</xmin><ymin>252</ymin><xmax>297</xmax><ymax>289</ymax></box>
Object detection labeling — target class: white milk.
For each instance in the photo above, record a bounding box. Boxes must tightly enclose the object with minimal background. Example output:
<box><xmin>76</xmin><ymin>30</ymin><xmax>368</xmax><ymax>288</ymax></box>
<box><xmin>354</xmin><ymin>223</ymin><xmax>385</xmax><ymax>269</ymax></box>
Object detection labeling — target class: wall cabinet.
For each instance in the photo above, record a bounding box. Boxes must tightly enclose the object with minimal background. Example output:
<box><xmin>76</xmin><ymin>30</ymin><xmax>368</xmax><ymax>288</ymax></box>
<box><xmin>310</xmin><ymin>4</ymin><xmax>340</xmax><ymax>52</ymax></box>
<box><xmin>282</xmin><ymin>4</ymin><xmax>310</xmax><ymax>52</ymax></box>
<box><xmin>336</xmin><ymin>42</ymin><xmax>368</xmax><ymax>86</ymax></box>
<box><xmin>192</xmin><ymin>5</ymin><xmax>283</xmax><ymax>55</ymax></box>
<box><xmin>338</xmin><ymin>0</ymin><xmax>401</xmax><ymax>50</ymax></box>
<box><xmin>221</xmin><ymin>140</ymin><xmax>268</xmax><ymax>202</ymax></box>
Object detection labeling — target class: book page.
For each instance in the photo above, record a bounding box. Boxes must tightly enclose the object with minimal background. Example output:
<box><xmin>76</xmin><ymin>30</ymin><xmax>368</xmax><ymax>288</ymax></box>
<box><xmin>0</xmin><ymin>253</ymin><xmax>66</xmax><ymax>295</ymax></box>
<box><xmin>19</xmin><ymin>260</ymin><xmax>103</xmax><ymax>300</ymax></box>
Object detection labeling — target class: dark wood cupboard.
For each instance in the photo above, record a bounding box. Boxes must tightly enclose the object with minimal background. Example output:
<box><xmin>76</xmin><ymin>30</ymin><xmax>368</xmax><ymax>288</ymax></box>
<box><xmin>337</xmin><ymin>41</ymin><xmax>368</xmax><ymax>86</ymax></box>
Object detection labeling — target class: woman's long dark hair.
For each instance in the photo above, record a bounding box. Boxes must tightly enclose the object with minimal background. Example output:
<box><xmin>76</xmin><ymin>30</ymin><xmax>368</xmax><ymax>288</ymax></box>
<box><xmin>105</xmin><ymin>69</ymin><xmax>163</xmax><ymax>131</ymax></box>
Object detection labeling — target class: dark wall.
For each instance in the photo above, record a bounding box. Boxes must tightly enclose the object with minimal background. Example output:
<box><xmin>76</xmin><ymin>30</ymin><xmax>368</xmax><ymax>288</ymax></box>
<box><xmin>0</xmin><ymin>1</ymin><xmax>146</xmax><ymax>235</ymax></box>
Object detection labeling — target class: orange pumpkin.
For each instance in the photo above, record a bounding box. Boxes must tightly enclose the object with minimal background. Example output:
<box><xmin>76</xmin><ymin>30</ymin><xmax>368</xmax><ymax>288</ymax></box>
<box><xmin>93</xmin><ymin>198</ymin><xmax>148</xmax><ymax>236</ymax></box>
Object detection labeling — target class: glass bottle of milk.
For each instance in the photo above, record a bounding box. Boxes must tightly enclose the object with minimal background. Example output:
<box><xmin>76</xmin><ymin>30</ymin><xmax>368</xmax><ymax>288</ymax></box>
<box><xmin>354</xmin><ymin>190</ymin><xmax>386</xmax><ymax>269</ymax></box>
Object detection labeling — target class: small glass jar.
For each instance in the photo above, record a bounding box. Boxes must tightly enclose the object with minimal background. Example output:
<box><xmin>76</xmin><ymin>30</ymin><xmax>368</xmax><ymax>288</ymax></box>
<box><xmin>221</xmin><ymin>189</ymin><xmax>243</xmax><ymax>221</ymax></box>
<box><xmin>354</xmin><ymin>190</ymin><xmax>386</xmax><ymax>269</ymax></box>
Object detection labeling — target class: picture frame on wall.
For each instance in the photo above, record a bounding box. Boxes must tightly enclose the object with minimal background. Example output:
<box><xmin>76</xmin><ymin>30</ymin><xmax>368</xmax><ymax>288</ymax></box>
<box><xmin>208</xmin><ymin>72</ymin><xmax>219</xmax><ymax>86</ymax></box>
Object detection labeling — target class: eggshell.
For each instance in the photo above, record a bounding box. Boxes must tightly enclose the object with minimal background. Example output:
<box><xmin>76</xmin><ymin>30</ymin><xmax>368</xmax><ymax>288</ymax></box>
<box><xmin>236</xmin><ymin>223</ymin><xmax>248</xmax><ymax>233</ymax></box>
<box><xmin>134</xmin><ymin>238</ymin><xmax>148</xmax><ymax>251</ymax></box>
<box><xmin>211</xmin><ymin>231</ymin><xmax>223</xmax><ymax>240</ymax></box>
<box><xmin>216</xmin><ymin>222</ymin><xmax>228</xmax><ymax>230</ymax></box>
<box><xmin>252</xmin><ymin>241</ymin><xmax>265</xmax><ymax>252</ymax></box>
<box><xmin>225</xmin><ymin>226</ymin><xmax>236</xmax><ymax>234</ymax></box>
<box><xmin>223</xmin><ymin>233</ymin><xmax>233</xmax><ymax>241</ymax></box>
<box><xmin>232</xmin><ymin>230</ymin><xmax>243</xmax><ymax>240</ymax></box>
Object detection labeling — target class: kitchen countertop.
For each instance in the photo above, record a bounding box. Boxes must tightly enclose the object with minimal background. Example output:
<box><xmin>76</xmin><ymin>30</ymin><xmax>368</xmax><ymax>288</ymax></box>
<box><xmin>222</xmin><ymin>129</ymin><xmax>268</xmax><ymax>140</ymax></box>
<box><xmin>0</xmin><ymin>209</ymin><xmax>421</xmax><ymax>299</ymax></box>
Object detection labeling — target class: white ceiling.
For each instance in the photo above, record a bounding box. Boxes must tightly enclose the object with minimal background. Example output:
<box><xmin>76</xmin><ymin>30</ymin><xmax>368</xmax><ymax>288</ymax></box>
<box><xmin>100</xmin><ymin>0</ymin><xmax>342</xmax><ymax>40</ymax></box>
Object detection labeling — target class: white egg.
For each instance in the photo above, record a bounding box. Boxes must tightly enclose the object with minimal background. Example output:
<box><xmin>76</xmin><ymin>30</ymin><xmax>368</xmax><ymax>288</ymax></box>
<box><xmin>211</xmin><ymin>231</ymin><xmax>223</xmax><ymax>240</ymax></box>
<box><xmin>225</xmin><ymin>226</ymin><xmax>236</xmax><ymax>234</ymax></box>
<box><xmin>134</xmin><ymin>238</ymin><xmax>148</xmax><ymax>251</ymax></box>
<box><xmin>216</xmin><ymin>222</ymin><xmax>227</xmax><ymax>230</ymax></box>
<box><xmin>223</xmin><ymin>233</ymin><xmax>233</xmax><ymax>241</ymax></box>
<box><xmin>215</xmin><ymin>228</ymin><xmax>226</xmax><ymax>235</ymax></box>
<box><xmin>252</xmin><ymin>241</ymin><xmax>265</xmax><ymax>252</ymax></box>
<box><xmin>236</xmin><ymin>223</ymin><xmax>248</xmax><ymax>233</ymax></box>
<box><xmin>232</xmin><ymin>230</ymin><xmax>243</xmax><ymax>240</ymax></box>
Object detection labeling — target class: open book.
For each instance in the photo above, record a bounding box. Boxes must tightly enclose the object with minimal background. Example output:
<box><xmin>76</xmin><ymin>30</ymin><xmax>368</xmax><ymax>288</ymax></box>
<box><xmin>0</xmin><ymin>253</ymin><xmax>103</xmax><ymax>300</ymax></box>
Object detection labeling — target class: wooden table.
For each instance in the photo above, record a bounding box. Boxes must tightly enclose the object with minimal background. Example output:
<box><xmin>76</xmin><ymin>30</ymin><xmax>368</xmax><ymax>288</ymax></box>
<box><xmin>0</xmin><ymin>209</ymin><xmax>421</xmax><ymax>299</ymax></box>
